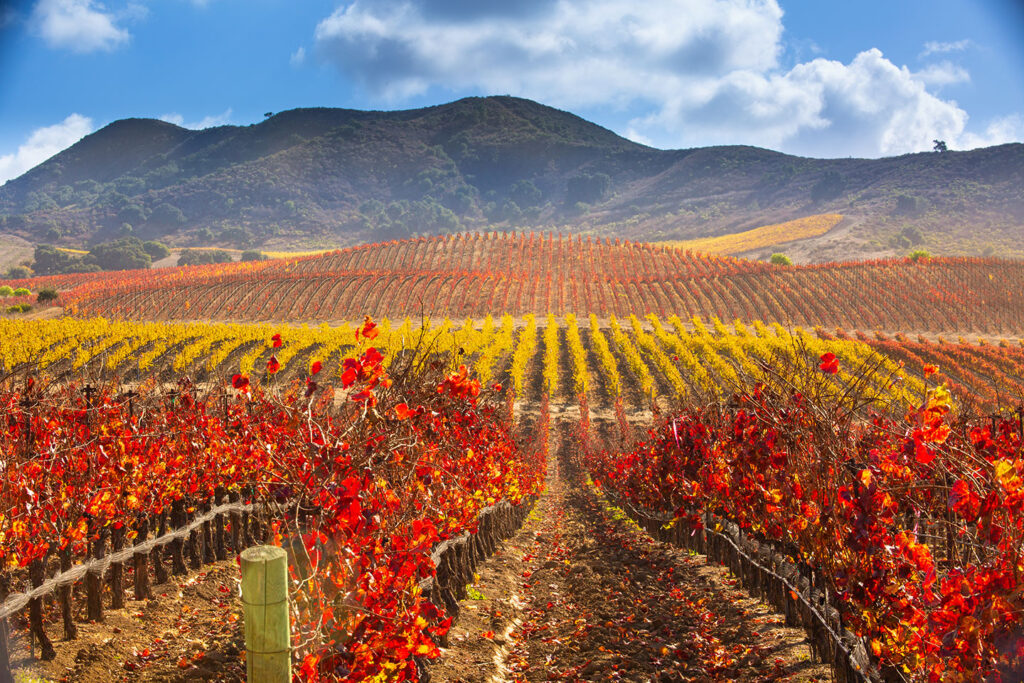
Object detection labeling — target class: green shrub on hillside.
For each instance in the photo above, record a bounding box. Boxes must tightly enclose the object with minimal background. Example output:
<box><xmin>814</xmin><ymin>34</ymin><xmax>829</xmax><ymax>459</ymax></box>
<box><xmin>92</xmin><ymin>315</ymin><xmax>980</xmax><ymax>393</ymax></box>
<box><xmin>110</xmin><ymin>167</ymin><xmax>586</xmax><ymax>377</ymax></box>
<box><xmin>909</xmin><ymin>249</ymin><xmax>932</xmax><ymax>262</ymax></box>
<box><xmin>37</xmin><ymin>288</ymin><xmax>59</xmax><ymax>303</ymax></box>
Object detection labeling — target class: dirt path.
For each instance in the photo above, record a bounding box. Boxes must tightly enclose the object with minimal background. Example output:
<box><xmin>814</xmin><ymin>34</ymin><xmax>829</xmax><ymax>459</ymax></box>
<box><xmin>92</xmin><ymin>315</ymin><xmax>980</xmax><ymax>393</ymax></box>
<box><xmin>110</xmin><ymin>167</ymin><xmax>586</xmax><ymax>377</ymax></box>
<box><xmin>431</xmin><ymin>422</ymin><xmax>829</xmax><ymax>683</ymax></box>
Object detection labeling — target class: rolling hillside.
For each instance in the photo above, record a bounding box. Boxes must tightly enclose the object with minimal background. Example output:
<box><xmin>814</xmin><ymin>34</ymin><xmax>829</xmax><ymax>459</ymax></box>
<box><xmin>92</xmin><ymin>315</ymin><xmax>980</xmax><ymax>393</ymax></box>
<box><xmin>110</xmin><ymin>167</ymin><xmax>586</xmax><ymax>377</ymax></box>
<box><xmin>1</xmin><ymin>96</ymin><xmax>1023</xmax><ymax>262</ymax></box>
<box><xmin>13</xmin><ymin>232</ymin><xmax>1024</xmax><ymax>334</ymax></box>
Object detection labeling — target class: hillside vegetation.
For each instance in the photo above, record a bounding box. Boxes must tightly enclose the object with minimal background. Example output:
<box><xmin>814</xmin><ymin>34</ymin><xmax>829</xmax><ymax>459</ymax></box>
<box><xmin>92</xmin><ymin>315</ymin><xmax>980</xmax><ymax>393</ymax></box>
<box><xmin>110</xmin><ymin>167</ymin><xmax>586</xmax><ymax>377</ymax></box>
<box><xmin>1</xmin><ymin>96</ymin><xmax>1022</xmax><ymax>262</ymax></box>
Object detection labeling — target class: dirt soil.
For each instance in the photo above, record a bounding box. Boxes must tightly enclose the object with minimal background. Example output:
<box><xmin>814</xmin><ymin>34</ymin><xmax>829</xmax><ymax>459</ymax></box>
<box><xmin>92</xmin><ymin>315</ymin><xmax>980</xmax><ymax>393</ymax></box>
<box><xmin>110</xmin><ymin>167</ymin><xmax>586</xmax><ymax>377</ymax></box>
<box><xmin>11</xmin><ymin>561</ymin><xmax>245</xmax><ymax>682</ymax></box>
<box><xmin>429</xmin><ymin>425</ymin><xmax>830</xmax><ymax>683</ymax></box>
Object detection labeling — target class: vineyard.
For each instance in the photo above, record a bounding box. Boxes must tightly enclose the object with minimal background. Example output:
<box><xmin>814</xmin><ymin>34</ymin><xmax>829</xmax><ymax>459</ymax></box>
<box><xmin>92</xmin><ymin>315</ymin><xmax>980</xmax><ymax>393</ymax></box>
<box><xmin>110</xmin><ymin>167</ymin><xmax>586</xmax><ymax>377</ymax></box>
<box><xmin>5</xmin><ymin>316</ymin><xmax>1024</xmax><ymax>415</ymax></box>
<box><xmin>656</xmin><ymin>214</ymin><xmax>845</xmax><ymax>255</ymax></box>
<box><xmin>6</xmin><ymin>232</ymin><xmax>1024</xmax><ymax>333</ymax></box>
<box><xmin>0</xmin><ymin>324</ymin><xmax>547</xmax><ymax>682</ymax></box>
<box><xmin>3</xmin><ymin>234</ymin><xmax>1024</xmax><ymax>682</ymax></box>
<box><xmin>583</xmin><ymin>358</ymin><xmax>1024</xmax><ymax>680</ymax></box>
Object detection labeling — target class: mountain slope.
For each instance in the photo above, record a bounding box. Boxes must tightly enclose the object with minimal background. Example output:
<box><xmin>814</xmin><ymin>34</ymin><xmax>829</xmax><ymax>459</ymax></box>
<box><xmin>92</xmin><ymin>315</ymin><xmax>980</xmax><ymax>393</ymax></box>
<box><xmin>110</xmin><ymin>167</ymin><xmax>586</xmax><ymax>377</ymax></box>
<box><xmin>1</xmin><ymin>96</ymin><xmax>1022</xmax><ymax>261</ymax></box>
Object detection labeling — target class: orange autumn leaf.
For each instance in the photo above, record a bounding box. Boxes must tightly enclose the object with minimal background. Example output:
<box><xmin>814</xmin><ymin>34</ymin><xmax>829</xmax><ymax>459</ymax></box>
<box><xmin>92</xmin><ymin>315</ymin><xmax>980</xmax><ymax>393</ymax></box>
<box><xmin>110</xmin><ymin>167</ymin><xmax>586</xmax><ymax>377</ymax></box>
<box><xmin>357</xmin><ymin>315</ymin><xmax>379</xmax><ymax>340</ymax></box>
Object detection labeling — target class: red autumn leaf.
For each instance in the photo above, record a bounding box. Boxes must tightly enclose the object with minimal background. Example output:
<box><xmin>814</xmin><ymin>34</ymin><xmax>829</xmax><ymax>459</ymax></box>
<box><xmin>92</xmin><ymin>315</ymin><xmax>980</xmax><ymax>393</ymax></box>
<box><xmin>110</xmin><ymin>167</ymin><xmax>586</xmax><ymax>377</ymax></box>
<box><xmin>271</xmin><ymin>333</ymin><xmax>283</xmax><ymax>348</ymax></box>
<box><xmin>949</xmin><ymin>479</ymin><xmax>981</xmax><ymax>522</ymax></box>
<box><xmin>299</xmin><ymin>654</ymin><xmax>320</xmax><ymax>678</ymax></box>
<box><xmin>358</xmin><ymin>315</ymin><xmax>379</xmax><ymax>340</ymax></box>
<box><xmin>351</xmin><ymin>389</ymin><xmax>376</xmax><ymax>406</ymax></box>
<box><xmin>394</xmin><ymin>403</ymin><xmax>414</xmax><ymax>420</ymax></box>
<box><xmin>267</xmin><ymin>355</ymin><xmax>281</xmax><ymax>374</ymax></box>
<box><xmin>310</xmin><ymin>360</ymin><xmax>322</xmax><ymax>375</ymax></box>
<box><xmin>858</xmin><ymin>469</ymin><xmax>873</xmax><ymax>487</ymax></box>
<box><xmin>914</xmin><ymin>437</ymin><xmax>936</xmax><ymax>465</ymax></box>
<box><xmin>231</xmin><ymin>374</ymin><xmax>249</xmax><ymax>390</ymax></box>
<box><xmin>480</xmin><ymin>630</ymin><xmax>495</xmax><ymax>640</ymax></box>
<box><xmin>341</xmin><ymin>367</ymin><xmax>358</xmax><ymax>388</ymax></box>
<box><xmin>819</xmin><ymin>352</ymin><xmax>839</xmax><ymax>374</ymax></box>
<box><xmin>923</xmin><ymin>364</ymin><xmax>938</xmax><ymax>377</ymax></box>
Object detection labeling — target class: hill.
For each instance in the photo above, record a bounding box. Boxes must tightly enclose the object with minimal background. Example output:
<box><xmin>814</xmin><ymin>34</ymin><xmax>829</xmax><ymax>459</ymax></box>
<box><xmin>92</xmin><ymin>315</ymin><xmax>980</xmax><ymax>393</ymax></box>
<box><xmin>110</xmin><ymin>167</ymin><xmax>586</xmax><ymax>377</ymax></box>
<box><xmin>13</xmin><ymin>232</ymin><xmax>1024</xmax><ymax>335</ymax></box>
<box><xmin>1</xmin><ymin>96</ymin><xmax>1023</xmax><ymax>261</ymax></box>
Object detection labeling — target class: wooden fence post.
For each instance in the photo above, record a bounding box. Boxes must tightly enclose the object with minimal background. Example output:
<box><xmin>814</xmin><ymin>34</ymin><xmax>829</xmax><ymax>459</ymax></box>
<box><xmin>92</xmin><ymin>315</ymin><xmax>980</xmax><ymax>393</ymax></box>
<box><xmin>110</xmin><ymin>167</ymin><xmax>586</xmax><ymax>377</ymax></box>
<box><xmin>110</xmin><ymin>523</ymin><xmax>126</xmax><ymax>609</ymax></box>
<box><xmin>133</xmin><ymin>516</ymin><xmax>151</xmax><ymax>601</ymax></box>
<box><xmin>214</xmin><ymin>487</ymin><xmax>228</xmax><ymax>561</ymax></box>
<box><xmin>241</xmin><ymin>546</ymin><xmax>291</xmax><ymax>682</ymax></box>
<box><xmin>29</xmin><ymin>561</ymin><xmax>55</xmax><ymax>660</ymax></box>
<box><xmin>153</xmin><ymin>511</ymin><xmax>169</xmax><ymax>585</ymax></box>
<box><xmin>86</xmin><ymin>524</ymin><xmax>106</xmax><ymax>622</ymax></box>
<box><xmin>170</xmin><ymin>500</ymin><xmax>188</xmax><ymax>575</ymax></box>
<box><xmin>59</xmin><ymin>548</ymin><xmax>77</xmax><ymax>640</ymax></box>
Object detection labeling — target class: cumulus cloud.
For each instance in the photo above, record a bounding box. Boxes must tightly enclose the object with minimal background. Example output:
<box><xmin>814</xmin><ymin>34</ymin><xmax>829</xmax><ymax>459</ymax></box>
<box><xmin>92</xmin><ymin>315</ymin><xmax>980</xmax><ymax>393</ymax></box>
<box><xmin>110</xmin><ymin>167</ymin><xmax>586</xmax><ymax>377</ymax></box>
<box><xmin>159</xmin><ymin>108</ymin><xmax>234</xmax><ymax>129</ymax></box>
<box><xmin>312</xmin><ymin>0</ymin><xmax>1018</xmax><ymax>157</ymax></box>
<box><xmin>0</xmin><ymin>114</ymin><xmax>94</xmax><ymax>185</ymax></box>
<box><xmin>913</xmin><ymin>61</ymin><xmax>970</xmax><ymax>87</ymax></box>
<box><xmin>959</xmin><ymin>114</ymin><xmax>1024</xmax><ymax>150</ymax></box>
<box><xmin>920</xmin><ymin>39</ymin><xmax>972</xmax><ymax>58</ymax></box>
<box><xmin>314</xmin><ymin>0</ymin><xmax>784</xmax><ymax>103</ymax></box>
<box><xmin>644</xmin><ymin>49</ymin><xmax>975</xmax><ymax>157</ymax></box>
<box><xmin>31</xmin><ymin>0</ymin><xmax>130</xmax><ymax>53</ymax></box>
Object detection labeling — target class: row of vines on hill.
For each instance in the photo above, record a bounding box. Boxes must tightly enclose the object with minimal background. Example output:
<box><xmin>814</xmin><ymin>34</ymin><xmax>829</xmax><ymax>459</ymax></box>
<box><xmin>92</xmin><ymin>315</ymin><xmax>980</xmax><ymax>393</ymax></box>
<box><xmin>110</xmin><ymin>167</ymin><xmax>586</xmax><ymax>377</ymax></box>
<box><xmin>10</xmin><ymin>232</ymin><xmax>1023</xmax><ymax>333</ymax></box>
<box><xmin>6</xmin><ymin>317</ymin><xmax>1024</xmax><ymax>415</ymax></box>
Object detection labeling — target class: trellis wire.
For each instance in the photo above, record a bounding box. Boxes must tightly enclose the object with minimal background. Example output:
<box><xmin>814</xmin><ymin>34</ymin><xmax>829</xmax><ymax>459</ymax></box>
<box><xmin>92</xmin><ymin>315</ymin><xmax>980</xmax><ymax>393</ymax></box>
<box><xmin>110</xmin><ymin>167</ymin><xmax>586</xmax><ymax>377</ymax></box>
<box><xmin>0</xmin><ymin>499</ymin><xmax>255</xmax><ymax>621</ymax></box>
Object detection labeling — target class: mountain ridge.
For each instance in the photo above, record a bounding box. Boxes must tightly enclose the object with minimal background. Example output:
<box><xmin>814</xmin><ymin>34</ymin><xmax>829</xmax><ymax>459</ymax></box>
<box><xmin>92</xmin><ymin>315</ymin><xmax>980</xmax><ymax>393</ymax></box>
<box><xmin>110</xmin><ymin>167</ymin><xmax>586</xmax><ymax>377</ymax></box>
<box><xmin>2</xmin><ymin>95</ymin><xmax>1022</xmax><ymax>262</ymax></box>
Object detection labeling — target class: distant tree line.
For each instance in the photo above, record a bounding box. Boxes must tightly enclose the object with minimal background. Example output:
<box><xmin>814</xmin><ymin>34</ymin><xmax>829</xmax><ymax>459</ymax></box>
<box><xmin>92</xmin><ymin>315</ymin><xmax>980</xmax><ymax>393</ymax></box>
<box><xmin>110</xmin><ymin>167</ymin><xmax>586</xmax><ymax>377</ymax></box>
<box><xmin>22</xmin><ymin>238</ymin><xmax>171</xmax><ymax>276</ymax></box>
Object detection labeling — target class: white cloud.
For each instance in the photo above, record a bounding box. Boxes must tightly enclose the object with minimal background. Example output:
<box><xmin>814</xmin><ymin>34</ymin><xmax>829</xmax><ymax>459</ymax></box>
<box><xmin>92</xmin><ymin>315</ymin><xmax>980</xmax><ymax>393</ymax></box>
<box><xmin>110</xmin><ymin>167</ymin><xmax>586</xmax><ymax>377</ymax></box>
<box><xmin>959</xmin><ymin>114</ymin><xmax>1024</xmax><ymax>150</ymax></box>
<box><xmin>31</xmin><ymin>0</ymin><xmax>130</xmax><ymax>53</ymax></box>
<box><xmin>636</xmin><ymin>49</ymin><xmax>976</xmax><ymax>157</ymax></box>
<box><xmin>913</xmin><ymin>61</ymin><xmax>970</xmax><ymax>87</ymax></box>
<box><xmin>312</xmin><ymin>1</ymin><xmax>1020</xmax><ymax>157</ymax></box>
<box><xmin>920</xmin><ymin>39</ymin><xmax>971</xmax><ymax>58</ymax></box>
<box><xmin>290</xmin><ymin>46</ymin><xmax>306</xmax><ymax>66</ymax></box>
<box><xmin>159</xmin><ymin>108</ymin><xmax>233</xmax><ymax>129</ymax></box>
<box><xmin>0</xmin><ymin>114</ymin><xmax>94</xmax><ymax>185</ymax></box>
<box><xmin>315</xmin><ymin>0</ymin><xmax>784</xmax><ymax>103</ymax></box>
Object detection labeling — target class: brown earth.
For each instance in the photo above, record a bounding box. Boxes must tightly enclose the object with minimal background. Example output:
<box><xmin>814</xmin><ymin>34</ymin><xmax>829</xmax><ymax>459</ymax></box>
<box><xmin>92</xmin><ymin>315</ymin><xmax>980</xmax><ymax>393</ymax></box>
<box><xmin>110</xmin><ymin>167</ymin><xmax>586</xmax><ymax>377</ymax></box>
<box><xmin>11</xmin><ymin>561</ymin><xmax>245</xmax><ymax>683</ymax></box>
<box><xmin>429</xmin><ymin>422</ymin><xmax>829</xmax><ymax>683</ymax></box>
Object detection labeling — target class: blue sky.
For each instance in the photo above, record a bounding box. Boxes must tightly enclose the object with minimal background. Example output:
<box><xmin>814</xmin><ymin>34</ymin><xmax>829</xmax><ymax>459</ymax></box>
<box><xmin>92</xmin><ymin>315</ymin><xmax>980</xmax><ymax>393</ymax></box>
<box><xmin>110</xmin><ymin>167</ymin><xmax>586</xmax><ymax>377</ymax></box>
<box><xmin>1</xmin><ymin>0</ymin><xmax>1023</xmax><ymax>183</ymax></box>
